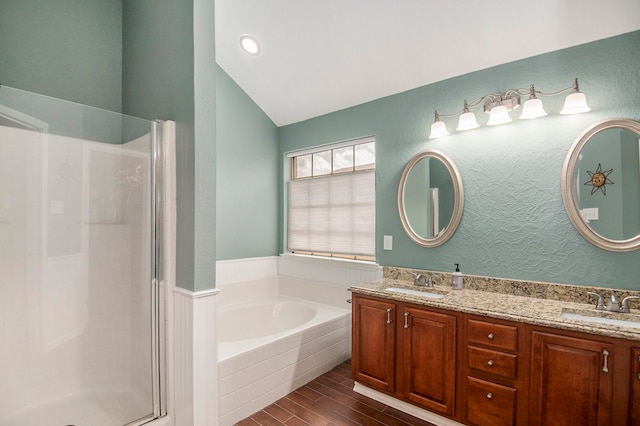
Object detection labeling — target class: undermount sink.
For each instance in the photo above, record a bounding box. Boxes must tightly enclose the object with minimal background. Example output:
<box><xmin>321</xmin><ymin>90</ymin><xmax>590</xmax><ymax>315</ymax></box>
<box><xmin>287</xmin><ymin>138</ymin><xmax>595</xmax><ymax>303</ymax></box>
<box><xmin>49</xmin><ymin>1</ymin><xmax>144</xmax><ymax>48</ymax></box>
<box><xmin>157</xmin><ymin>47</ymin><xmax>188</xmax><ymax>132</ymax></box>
<box><xmin>385</xmin><ymin>287</ymin><xmax>445</xmax><ymax>299</ymax></box>
<box><xmin>561</xmin><ymin>309</ymin><xmax>640</xmax><ymax>329</ymax></box>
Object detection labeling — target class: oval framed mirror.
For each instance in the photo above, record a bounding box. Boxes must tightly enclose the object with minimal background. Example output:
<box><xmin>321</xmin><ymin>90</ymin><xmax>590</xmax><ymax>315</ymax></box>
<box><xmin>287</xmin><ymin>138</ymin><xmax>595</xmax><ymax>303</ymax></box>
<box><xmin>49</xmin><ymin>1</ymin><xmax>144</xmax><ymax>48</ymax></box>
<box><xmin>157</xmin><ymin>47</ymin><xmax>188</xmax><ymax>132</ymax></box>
<box><xmin>398</xmin><ymin>150</ymin><xmax>464</xmax><ymax>247</ymax></box>
<box><xmin>561</xmin><ymin>118</ymin><xmax>640</xmax><ymax>251</ymax></box>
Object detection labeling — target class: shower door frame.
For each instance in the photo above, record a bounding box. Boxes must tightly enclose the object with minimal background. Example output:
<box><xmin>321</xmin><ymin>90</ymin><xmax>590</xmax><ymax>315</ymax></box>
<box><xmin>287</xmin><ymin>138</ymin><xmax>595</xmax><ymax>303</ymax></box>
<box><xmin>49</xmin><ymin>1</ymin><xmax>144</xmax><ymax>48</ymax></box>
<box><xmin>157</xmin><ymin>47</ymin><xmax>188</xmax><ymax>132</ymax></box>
<box><xmin>150</xmin><ymin>119</ymin><xmax>167</xmax><ymax>423</ymax></box>
<box><xmin>124</xmin><ymin>119</ymin><xmax>167</xmax><ymax>426</ymax></box>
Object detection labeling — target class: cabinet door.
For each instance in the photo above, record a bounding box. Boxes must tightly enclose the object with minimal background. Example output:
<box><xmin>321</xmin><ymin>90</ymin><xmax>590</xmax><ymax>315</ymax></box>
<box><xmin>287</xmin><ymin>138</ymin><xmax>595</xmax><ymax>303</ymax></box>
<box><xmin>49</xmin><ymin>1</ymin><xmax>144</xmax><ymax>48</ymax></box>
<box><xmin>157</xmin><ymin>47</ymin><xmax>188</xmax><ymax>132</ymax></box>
<box><xmin>631</xmin><ymin>348</ymin><xmax>640</xmax><ymax>426</ymax></box>
<box><xmin>402</xmin><ymin>306</ymin><xmax>457</xmax><ymax>416</ymax></box>
<box><xmin>530</xmin><ymin>331</ymin><xmax>613</xmax><ymax>426</ymax></box>
<box><xmin>352</xmin><ymin>295</ymin><xmax>396</xmax><ymax>392</ymax></box>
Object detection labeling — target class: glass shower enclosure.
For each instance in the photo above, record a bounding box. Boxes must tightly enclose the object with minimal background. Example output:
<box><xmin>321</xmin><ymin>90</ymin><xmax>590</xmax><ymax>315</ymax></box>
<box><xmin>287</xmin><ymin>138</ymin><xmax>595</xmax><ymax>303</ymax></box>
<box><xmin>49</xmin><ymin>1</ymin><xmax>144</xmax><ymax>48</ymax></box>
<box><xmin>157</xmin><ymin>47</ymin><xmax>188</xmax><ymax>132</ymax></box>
<box><xmin>0</xmin><ymin>86</ymin><xmax>165</xmax><ymax>426</ymax></box>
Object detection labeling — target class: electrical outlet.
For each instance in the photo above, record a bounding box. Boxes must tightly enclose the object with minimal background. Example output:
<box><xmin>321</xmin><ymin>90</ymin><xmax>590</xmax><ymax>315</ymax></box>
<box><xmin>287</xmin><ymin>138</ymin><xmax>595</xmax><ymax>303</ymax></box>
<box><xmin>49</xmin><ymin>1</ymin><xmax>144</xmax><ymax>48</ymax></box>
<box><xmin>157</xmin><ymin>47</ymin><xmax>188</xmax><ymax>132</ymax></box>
<box><xmin>383</xmin><ymin>235</ymin><xmax>393</xmax><ymax>250</ymax></box>
<box><xmin>580</xmin><ymin>207</ymin><xmax>599</xmax><ymax>222</ymax></box>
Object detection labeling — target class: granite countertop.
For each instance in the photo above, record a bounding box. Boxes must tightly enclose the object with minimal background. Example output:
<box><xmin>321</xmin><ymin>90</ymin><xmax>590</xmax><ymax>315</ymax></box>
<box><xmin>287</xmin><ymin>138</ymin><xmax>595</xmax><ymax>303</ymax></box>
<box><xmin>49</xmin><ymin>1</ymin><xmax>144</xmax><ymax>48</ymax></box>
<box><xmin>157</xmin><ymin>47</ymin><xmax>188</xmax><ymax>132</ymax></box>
<box><xmin>349</xmin><ymin>278</ymin><xmax>640</xmax><ymax>341</ymax></box>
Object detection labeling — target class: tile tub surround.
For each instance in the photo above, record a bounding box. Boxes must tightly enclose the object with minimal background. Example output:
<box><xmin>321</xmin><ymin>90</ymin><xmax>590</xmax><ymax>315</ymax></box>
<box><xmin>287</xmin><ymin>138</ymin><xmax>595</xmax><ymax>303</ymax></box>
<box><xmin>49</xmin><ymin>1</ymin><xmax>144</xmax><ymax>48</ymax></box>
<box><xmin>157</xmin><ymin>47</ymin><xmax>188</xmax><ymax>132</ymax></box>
<box><xmin>348</xmin><ymin>267</ymin><xmax>640</xmax><ymax>341</ymax></box>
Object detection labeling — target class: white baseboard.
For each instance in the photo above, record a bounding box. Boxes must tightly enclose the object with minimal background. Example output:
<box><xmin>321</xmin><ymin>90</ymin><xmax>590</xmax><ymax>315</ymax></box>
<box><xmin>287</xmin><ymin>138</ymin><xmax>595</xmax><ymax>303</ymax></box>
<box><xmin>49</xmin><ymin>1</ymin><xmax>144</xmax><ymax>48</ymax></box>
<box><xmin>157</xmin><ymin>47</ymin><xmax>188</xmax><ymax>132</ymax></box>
<box><xmin>353</xmin><ymin>382</ymin><xmax>463</xmax><ymax>426</ymax></box>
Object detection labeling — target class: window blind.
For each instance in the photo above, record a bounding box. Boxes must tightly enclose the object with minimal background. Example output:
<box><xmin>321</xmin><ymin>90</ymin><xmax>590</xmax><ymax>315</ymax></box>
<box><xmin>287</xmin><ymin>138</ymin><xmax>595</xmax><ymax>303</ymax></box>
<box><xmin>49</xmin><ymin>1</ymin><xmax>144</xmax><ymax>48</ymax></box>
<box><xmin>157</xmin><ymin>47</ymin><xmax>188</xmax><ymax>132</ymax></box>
<box><xmin>288</xmin><ymin>170</ymin><xmax>375</xmax><ymax>257</ymax></box>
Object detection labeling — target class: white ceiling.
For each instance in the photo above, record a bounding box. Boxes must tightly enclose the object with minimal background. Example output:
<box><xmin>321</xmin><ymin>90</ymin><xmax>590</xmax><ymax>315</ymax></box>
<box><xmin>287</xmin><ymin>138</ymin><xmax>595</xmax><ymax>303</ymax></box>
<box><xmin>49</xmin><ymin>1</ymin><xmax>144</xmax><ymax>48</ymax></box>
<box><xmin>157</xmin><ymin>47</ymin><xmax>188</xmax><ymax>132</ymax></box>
<box><xmin>215</xmin><ymin>0</ymin><xmax>640</xmax><ymax>127</ymax></box>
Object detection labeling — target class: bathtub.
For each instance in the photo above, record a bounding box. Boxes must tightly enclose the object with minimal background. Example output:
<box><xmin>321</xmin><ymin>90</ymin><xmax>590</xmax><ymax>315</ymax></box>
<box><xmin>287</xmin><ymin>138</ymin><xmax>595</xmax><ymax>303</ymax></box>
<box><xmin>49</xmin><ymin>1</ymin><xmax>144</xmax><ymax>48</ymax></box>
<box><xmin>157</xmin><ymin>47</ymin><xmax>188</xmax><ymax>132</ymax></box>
<box><xmin>217</xmin><ymin>277</ymin><xmax>352</xmax><ymax>426</ymax></box>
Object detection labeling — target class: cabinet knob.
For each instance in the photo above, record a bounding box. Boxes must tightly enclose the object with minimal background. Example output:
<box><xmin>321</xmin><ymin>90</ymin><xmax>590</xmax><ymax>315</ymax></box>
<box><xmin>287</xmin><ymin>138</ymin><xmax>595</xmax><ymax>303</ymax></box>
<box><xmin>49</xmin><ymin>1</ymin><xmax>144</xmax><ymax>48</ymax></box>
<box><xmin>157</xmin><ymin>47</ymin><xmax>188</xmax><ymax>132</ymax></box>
<box><xmin>487</xmin><ymin>332</ymin><xmax>494</xmax><ymax>340</ymax></box>
<box><xmin>486</xmin><ymin>392</ymin><xmax>493</xmax><ymax>399</ymax></box>
<box><xmin>487</xmin><ymin>359</ymin><xmax>494</xmax><ymax>366</ymax></box>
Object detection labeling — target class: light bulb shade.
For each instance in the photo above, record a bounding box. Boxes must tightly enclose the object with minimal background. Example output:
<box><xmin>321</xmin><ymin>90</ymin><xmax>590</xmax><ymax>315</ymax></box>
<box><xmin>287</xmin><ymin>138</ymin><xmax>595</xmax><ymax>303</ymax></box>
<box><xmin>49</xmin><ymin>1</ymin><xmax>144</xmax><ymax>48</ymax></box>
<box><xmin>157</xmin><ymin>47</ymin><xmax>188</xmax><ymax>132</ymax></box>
<box><xmin>456</xmin><ymin>112</ymin><xmax>479</xmax><ymax>131</ymax></box>
<box><xmin>560</xmin><ymin>92</ymin><xmax>591</xmax><ymax>114</ymax></box>
<box><xmin>520</xmin><ymin>98</ymin><xmax>547</xmax><ymax>119</ymax></box>
<box><xmin>429</xmin><ymin>120</ymin><xmax>450</xmax><ymax>139</ymax></box>
<box><xmin>487</xmin><ymin>105</ymin><xmax>512</xmax><ymax>125</ymax></box>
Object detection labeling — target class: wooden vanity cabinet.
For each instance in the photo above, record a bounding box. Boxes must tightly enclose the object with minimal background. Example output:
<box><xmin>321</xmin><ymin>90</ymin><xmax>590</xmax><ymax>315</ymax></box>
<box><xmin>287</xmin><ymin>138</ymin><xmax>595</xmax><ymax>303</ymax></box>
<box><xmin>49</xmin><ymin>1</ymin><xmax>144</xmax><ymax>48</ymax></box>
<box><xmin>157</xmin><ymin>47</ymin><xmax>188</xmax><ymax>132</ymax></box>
<box><xmin>351</xmin><ymin>294</ymin><xmax>459</xmax><ymax>418</ymax></box>
<box><xmin>529</xmin><ymin>330</ymin><xmax>614</xmax><ymax>426</ymax></box>
<box><xmin>352</xmin><ymin>295</ymin><xmax>397</xmax><ymax>392</ymax></box>
<box><xmin>463</xmin><ymin>316</ymin><xmax>527</xmax><ymax>426</ymax></box>
<box><xmin>352</xmin><ymin>292</ymin><xmax>639</xmax><ymax>426</ymax></box>
<box><xmin>401</xmin><ymin>305</ymin><xmax>457</xmax><ymax>417</ymax></box>
<box><xmin>629</xmin><ymin>347</ymin><xmax>640</xmax><ymax>425</ymax></box>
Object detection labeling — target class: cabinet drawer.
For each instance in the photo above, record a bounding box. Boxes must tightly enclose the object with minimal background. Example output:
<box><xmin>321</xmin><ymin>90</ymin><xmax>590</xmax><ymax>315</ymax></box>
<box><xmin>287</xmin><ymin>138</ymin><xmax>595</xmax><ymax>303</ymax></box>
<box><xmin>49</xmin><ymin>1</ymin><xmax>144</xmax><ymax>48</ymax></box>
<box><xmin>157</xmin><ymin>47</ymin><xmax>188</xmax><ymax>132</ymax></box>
<box><xmin>468</xmin><ymin>345</ymin><xmax>517</xmax><ymax>380</ymax></box>
<box><xmin>467</xmin><ymin>319</ymin><xmax>518</xmax><ymax>352</ymax></box>
<box><xmin>466</xmin><ymin>377</ymin><xmax>516</xmax><ymax>426</ymax></box>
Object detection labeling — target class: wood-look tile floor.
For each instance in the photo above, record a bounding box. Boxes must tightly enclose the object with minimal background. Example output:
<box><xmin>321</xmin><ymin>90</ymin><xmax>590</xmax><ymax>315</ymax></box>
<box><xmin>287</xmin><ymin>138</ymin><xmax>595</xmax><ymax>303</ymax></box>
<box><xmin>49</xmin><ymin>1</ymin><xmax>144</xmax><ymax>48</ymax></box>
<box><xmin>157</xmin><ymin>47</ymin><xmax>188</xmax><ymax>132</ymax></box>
<box><xmin>236</xmin><ymin>360</ymin><xmax>436</xmax><ymax>426</ymax></box>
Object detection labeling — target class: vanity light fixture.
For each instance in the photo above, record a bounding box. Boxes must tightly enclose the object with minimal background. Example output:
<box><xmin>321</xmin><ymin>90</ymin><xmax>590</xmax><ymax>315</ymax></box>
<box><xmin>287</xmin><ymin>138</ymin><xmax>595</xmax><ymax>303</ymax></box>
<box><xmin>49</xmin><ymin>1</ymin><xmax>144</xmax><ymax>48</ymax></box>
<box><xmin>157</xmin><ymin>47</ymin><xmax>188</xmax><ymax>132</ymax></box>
<box><xmin>240</xmin><ymin>34</ymin><xmax>261</xmax><ymax>56</ymax></box>
<box><xmin>455</xmin><ymin>100</ymin><xmax>479</xmax><ymax>131</ymax></box>
<box><xmin>430</xmin><ymin>111</ymin><xmax>450</xmax><ymax>138</ymax></box>
<box><xmin>429</xmin><ymin>78</ymin><xmax>590</xmax><ymax>139</ymax></box>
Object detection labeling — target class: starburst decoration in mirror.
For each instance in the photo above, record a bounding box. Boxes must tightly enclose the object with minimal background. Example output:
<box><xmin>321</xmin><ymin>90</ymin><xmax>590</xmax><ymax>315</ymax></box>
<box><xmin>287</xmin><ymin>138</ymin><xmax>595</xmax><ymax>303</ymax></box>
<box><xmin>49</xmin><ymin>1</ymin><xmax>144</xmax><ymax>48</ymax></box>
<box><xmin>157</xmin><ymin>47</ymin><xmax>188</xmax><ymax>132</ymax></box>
<box><xmin>584</xmin><ymin>163</ymin><xmax>614</xmax><ymax>195</ymax></box>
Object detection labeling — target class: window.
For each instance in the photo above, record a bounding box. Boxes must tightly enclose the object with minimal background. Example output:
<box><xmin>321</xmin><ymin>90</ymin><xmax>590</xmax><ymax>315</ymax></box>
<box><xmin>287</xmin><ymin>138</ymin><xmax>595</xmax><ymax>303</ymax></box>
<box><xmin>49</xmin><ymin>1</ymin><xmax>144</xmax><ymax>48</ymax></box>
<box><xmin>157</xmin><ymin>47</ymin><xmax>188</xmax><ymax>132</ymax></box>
<box><xmin>287</xmin><ymin>137</ymin><xmax>375</xmax><ymax>261</ymax></box>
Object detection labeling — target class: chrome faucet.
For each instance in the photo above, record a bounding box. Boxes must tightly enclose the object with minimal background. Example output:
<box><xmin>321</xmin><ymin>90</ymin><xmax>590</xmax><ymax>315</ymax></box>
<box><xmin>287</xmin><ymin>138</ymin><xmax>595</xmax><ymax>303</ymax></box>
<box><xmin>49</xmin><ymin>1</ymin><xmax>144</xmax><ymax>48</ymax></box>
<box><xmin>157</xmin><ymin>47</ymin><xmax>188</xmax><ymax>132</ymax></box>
<box><xmin>606</xmin><ymin>294</ymin><xmax>621</xmax><ymax>312</ymax></box>
<box><xmin>587</xmin><ymin>292</ymin><xmax>605</xmax><ymax>310</ymax></box>
<box><xmin>412</xmin><ymin>273</ymin><xmax>433</xmax><ymax>287</ymax></box>
<box><xmin>587</xmin><ymin>292</ymin><xmax>640</xmax><ymax>313</ymax></box>
<box><xmin>621</xmin><ymin>296</ymin><xmax>640</xmax><ymax>313</ymax></box>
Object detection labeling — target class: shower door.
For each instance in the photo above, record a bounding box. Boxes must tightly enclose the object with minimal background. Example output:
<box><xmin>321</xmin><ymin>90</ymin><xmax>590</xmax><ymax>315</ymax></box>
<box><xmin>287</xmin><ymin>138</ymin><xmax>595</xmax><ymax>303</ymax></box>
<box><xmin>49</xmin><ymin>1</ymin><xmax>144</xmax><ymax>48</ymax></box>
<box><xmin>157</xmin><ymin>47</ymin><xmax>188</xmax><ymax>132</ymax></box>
<box><xmin>0</xmin><ymin>86</ymin><xmax>165</xmax><ymax>426</ymax></box>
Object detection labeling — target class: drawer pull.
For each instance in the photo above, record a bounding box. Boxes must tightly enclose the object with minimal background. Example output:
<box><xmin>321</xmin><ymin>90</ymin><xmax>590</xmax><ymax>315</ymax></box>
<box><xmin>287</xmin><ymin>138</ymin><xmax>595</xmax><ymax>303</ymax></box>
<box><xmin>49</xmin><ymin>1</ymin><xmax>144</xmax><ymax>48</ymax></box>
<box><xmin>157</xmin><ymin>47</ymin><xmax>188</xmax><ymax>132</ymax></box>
<box><xmin>487</xmin><ymin>332</ymin><xmax>494</xmax><ymax>340</ymax></box>
<box><xmin>404</xmin><ymin>312</ymin><xmax>410</xmax><ymax>329</ymax></box>
<box><xmin>386</xmin><ymin>308</ymin><xmax>393</xmax><ymax>324</ymax></box>
<box><xmin>637</xmin><ymin>373</ymin><xmax>640</xmax><ymax>380</ymax></box>
<box><xmin>487</xmin><ymin>359</ymin><xmax>494</xmax><ymax>366</ymax></box>
<box><xmin>486</xmin><ymin>392</ymin><xmax>493</xmax><ymax>399</ymax></box>
<box><xmin>602</xmin><ymin>349</ymin><xmax>609</xmax><ymax>373</ymax></box>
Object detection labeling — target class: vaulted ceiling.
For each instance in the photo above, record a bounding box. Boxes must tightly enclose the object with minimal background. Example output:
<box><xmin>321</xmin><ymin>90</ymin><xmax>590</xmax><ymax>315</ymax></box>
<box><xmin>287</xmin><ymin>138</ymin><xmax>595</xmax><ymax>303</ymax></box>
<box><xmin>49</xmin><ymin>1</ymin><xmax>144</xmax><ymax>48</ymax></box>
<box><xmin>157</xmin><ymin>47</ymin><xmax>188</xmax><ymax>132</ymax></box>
<box><xmin>215</xmin><ymin>0</ymin><xmax>640</xmax><ymax>127</ymax></box>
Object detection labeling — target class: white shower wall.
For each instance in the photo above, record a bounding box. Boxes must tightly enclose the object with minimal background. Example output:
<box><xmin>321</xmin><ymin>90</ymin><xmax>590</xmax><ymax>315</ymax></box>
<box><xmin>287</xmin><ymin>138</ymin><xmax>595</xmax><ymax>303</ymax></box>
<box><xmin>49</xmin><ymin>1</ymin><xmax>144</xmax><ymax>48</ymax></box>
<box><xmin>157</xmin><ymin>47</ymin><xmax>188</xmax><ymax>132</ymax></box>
<box><xmin>0</xmin><ymin>125</ymin><xmax>153</xmax><ymax>422</ymax></box>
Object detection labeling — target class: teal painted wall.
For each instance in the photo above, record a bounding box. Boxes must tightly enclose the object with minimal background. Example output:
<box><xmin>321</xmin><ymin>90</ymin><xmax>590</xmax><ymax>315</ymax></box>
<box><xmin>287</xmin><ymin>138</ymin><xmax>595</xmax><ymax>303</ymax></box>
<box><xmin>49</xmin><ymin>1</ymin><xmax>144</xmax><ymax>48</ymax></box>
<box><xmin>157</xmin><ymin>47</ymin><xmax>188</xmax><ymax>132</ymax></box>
<box><xmin>122</xmin><ymin>0</ymin><xmax>196</xmax><ymax>290</ymax></box>
<box><xmin>0</xmin><ymin>0</ymin><xmax>215</xmax><ymax>291</ymax></box>
<box><xmin>0</xmin><ymin>0</ymin><xmax>122</xmax><ymax>112</ymax></box>
<box><xmin>192</xmin><ymin>0</ymin><xmax>216</xmax><ymax>291</ymax></box>
<box><xmin>123</xmin><ymin>0</ymin><xmax>216</xmax><ymax>292</ymax></box>
<box><xmin>279</xmin><ymin>31</ymin><xmax>640</xmax><ymax>290</ymax></box>
<box><xmin>216</xmin><ymin>67</ymin><xmax>279</xmax><ymax>260</ymax></box>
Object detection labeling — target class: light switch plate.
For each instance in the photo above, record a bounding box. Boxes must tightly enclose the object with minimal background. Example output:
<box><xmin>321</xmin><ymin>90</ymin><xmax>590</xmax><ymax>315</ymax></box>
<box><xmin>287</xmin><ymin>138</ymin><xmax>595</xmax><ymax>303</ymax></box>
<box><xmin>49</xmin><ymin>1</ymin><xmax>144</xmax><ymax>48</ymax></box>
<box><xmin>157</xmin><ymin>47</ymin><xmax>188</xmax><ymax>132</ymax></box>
<box><xmin>383</xmin><ymin>235</ymin><xmax>393</xmax><ymax>250</ymax></box>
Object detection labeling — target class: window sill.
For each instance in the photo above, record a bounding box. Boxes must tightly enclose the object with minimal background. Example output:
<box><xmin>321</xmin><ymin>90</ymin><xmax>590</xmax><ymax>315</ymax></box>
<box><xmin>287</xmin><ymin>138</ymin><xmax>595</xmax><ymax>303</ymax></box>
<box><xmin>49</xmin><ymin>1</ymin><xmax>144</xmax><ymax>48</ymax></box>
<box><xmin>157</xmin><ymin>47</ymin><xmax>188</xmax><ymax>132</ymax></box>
<box><xmin>279</xmin><ymin>252</ymin><xmax>381</xmax><ymax>271</ymax></box>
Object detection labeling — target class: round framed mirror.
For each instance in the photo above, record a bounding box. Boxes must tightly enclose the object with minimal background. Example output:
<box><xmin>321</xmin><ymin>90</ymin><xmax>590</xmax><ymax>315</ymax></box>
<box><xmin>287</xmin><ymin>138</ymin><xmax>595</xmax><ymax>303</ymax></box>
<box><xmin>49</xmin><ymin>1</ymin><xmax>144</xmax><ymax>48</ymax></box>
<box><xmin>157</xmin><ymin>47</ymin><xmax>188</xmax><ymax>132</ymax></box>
<box><xmin>398</xmin><ymin>150</ymin><xmax>464</xmax><ymax>247</ymax></box>
<box><xmin>561</xmin><ymin>118</ymin><xmax>640</xmax><ymax>251</ymax></box>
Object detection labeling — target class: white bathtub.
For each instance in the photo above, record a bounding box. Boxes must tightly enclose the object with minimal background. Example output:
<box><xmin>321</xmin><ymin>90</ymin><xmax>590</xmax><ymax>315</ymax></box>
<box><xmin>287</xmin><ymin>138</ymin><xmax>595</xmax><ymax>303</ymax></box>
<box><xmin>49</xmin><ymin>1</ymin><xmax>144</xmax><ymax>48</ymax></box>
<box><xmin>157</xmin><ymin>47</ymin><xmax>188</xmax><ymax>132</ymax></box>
<box><xmin>218</xmin><ymin>299</ymin><xmax>317</xmax><ymax>343</ymax></box>
<box><xmin>217</xmin><ymin>277</ymin><xmax>352</xmax><ymax>426</ymax></box>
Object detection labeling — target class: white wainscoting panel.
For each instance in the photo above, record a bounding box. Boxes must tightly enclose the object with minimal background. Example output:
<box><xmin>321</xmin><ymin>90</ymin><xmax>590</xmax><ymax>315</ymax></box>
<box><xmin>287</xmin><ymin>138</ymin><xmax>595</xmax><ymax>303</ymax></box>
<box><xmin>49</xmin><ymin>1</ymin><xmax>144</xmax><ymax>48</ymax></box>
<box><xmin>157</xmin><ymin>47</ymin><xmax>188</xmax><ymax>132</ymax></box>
<box><xmin>173</xmin><ymin>287</ymin><xmax>219</xmax><ymax>426</ymax></box>
<box><xmin>216</xmin><ymin>256</ymin><xmax>278</xmax><ymax>286</ymax></box>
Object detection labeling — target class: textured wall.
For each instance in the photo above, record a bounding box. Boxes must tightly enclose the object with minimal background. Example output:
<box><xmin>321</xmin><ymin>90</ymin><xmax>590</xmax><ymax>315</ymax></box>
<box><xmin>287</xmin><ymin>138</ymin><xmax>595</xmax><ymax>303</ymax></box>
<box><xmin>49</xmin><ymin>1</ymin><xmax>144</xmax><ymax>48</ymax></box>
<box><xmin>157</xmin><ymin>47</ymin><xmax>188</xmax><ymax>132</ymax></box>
<box><xmin>279</xmin><ymin>31</ymin><xmax>640</xmax><ymax>289</ymax></box>
<box><xmin>216</xmin><ymin>67</ymin><xmax>279</xmax><ymax>260</ymax></box>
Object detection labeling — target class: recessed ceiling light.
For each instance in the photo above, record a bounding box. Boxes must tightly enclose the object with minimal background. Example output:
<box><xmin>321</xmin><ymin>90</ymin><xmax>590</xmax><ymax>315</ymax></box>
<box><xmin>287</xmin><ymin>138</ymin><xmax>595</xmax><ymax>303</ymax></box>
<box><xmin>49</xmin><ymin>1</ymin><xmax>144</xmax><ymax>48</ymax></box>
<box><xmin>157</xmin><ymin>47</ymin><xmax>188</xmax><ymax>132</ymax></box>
<box><xmin>240</xmin><ymin>35</ymin><xmax>261</xmax><ymax>56</ymax></box>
